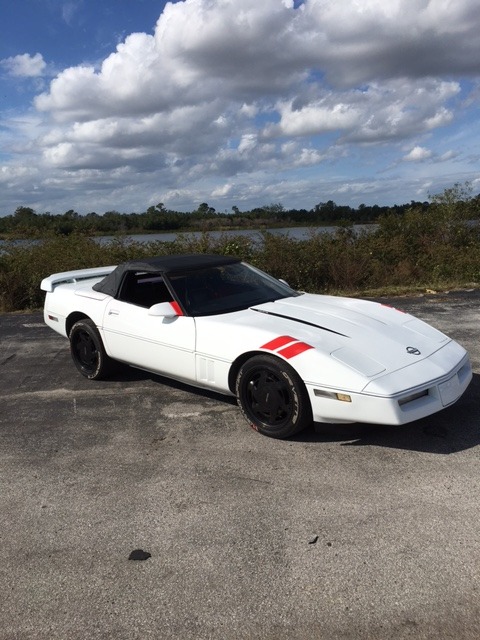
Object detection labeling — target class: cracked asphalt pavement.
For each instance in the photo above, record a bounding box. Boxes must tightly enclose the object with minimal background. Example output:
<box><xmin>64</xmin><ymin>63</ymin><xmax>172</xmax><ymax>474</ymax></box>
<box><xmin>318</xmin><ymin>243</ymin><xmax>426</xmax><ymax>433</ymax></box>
<box><xmin>1</xmin><ymin>291</ymin><xmax>479</xmax><ymax>639</ymax></box>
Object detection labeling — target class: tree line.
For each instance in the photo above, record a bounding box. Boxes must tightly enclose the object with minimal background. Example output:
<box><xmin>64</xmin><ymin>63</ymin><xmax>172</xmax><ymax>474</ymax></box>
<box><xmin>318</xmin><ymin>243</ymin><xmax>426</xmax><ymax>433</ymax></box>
<box><xmin>1</xmin><ymin>183</ymin><xmax>479</xmax><ymax>237</ymax></box>
<box><xmin>1</xmin><ymin>183</ymin><xmax>480</xmax><ymax>312</ymax></box>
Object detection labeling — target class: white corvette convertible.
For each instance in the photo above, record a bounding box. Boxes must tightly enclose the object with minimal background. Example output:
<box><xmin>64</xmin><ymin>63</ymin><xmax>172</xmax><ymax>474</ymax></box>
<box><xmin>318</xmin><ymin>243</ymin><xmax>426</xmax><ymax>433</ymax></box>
<box><xmin>41</xmin><ymin>254</ymin><xmax>472</xmax><ymax>438</ymax></box>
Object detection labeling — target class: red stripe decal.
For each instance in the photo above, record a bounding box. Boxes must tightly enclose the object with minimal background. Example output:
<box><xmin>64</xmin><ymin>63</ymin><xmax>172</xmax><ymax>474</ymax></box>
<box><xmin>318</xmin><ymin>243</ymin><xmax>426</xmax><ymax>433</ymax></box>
<box><xmin>170</xmin><ymin>301</ymin><xmax>183</xmax><ymax>316</ymax></box>
<box><xmin>381</xmin><ymin>304</ymin><xmax>405</xmax><ymax>313</ymax></box>
<box><xmin>278</xmin><ymin>342</ymin><xmax>314</xmax><ymax>359</ymax></box>
<box><xmin>261</xmin><ymin>335</ymin><xmax>295</xmax><ymax>351</ymax></box>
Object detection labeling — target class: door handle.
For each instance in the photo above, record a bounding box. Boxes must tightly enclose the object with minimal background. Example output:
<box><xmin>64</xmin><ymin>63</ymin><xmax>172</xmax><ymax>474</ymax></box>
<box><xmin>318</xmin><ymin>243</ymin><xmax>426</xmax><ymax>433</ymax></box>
<box><xmin>108</xmin><ymin>309</ymin><xmax>120</xmax><ymax>316</ymax></box>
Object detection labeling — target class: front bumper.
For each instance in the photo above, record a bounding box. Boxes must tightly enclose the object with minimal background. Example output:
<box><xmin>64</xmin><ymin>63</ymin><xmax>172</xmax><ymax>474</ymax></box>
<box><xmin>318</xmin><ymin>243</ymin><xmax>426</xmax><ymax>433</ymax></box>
<box><xmin>307</xmin><ymin>352</ymin><xmax>472</xmax><ymax>425</ymax></box>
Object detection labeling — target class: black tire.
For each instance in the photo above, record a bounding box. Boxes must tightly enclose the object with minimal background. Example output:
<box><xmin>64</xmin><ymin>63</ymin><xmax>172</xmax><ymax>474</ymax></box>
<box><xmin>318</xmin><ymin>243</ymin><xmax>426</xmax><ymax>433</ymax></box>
<box><xmin>236</xmin><ymin>354</ymin><xmax>312</xmax><ymax>439</ymax></box>
<box><xmin>69</xmin><ymin>319</ymin><xmax>114</xmax><ymax>380</ymax></box>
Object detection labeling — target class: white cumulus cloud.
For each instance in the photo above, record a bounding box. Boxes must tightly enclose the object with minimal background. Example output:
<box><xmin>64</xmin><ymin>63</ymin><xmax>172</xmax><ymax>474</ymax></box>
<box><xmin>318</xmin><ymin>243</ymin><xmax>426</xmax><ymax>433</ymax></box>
<box><xmin>2</xmin><ymin>0</ymin><xmax>480</xmax><ymax>213</ymax></box>
<box><xmin>1</xmin><ymin>53</ymin><xmax>46</xmax><ymax>77</ymax></box>
<box><xmin>403</xmin><ymin>146</ymin><xmax>433</xmax><ymax>162</ymax></box>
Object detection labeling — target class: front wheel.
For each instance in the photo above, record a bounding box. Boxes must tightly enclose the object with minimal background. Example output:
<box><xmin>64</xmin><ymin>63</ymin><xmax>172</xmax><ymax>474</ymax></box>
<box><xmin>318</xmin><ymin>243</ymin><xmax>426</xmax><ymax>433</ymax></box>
<box><xmin>236</xmin><ymin>354</ymin><xmax>312</xmax><ymax>439</ymax></box>
<box><xmin>69</xmin><ymin>319</ymin><xmax>114</xmax><ymax>380</ymax></box>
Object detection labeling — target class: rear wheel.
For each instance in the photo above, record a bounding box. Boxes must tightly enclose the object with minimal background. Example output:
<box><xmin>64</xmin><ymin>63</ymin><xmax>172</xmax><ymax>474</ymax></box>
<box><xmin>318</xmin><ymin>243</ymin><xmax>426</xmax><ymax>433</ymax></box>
<box><xmin>236</xmin><ymin>354</ymin><xmax>312</xmax><ymax>439</ymax></box>
<box><xmin>69</xmin><ymin>319</ymin><xmax>114</xmax><ymax>380</ymax></box>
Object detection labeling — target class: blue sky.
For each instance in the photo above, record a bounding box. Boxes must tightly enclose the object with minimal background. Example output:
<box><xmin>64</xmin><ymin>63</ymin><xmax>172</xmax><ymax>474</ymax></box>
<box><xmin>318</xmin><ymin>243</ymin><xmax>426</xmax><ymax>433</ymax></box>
<box><xmin>1</xmin><ymin>0</ymin><xmax>479</xmax><ymax>215</ymax></box>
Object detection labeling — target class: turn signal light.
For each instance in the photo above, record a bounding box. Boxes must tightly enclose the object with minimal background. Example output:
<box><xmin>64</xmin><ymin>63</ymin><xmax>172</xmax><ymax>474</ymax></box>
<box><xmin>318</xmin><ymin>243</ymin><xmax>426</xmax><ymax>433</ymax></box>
<box><xmin>314</xmin><ymin>389</ymin><xmax>352</xmax><ymax>402</ymax></box>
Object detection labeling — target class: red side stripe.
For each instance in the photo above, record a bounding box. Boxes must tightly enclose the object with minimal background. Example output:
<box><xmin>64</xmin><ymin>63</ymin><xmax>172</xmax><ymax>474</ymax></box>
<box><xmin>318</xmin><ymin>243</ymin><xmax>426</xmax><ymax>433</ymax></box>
<box><xmin>261</xmin><ymin>335</ymin><xmax>296</xmax><ymax>351</ymax></box>
<box><xmin>381</xmin><ymin>304</ymin><xmax>405</xmax><ymax>313</ymax></box>
<box><xmin>278</xmin><ymin>342</ymin><xmax>314</xmax><ymax>359</ymax></box>
<box><xmin>170</xmin><ymin>301</ymin><xmax>183</xmax><ymax>316</ymax></box>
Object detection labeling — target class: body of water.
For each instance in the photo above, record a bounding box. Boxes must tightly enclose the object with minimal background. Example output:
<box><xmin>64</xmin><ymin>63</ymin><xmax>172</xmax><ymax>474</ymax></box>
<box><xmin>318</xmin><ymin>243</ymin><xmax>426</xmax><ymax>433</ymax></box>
<box><xmin>0</xmin><ymin>224</ymin><xmax>376</xmax><ymax>251</ymax></box>
<box><xmin>97</xmin><ymin>224</ymin><xmax>375</xmax><ymax>245</ymax></box>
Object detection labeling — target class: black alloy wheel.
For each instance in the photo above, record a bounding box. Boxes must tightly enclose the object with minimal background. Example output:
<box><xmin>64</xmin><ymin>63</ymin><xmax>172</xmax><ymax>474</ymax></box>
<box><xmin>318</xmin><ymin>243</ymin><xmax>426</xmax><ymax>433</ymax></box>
<box><xmin>69</xmin><ymin>318</ymin><xmax>114</xmax><ymax>380</ymax></box>
<box><xmin>236</xmin><ymin>354</ymin><xmax>311</xmax><ymax>439</ymax></box>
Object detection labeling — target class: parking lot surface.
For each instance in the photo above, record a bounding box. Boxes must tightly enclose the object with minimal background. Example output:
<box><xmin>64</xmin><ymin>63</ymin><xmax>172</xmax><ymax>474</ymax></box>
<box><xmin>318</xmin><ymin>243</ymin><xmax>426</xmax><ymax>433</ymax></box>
<box><xmin>1</xmin><ymin>291</ymin><xmax>479</xmax><ymax>639</ymax></box>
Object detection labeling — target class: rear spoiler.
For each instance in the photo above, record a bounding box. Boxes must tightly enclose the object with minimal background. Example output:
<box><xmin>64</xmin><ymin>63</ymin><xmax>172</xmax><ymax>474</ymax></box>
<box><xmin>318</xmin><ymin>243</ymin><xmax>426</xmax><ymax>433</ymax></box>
<box><xmin>40</xmin><ymin>266</ymin><xmax>117</xmax><ymax>293</ymax></box>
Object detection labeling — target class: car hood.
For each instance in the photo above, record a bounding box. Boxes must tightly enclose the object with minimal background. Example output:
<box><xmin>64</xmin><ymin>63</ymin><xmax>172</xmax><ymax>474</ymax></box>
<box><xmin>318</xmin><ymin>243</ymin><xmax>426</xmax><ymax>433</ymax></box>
<box><xmin>248</xmin><ymin>293</ymin><xmax>450</xmax><ymax>376</ymax></box>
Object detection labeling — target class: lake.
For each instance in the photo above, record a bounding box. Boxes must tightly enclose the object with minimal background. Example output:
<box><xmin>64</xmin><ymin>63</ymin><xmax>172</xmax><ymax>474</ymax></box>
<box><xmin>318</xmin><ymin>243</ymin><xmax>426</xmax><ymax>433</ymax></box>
<box><xmin>96</xmin><ymin>224</ymin><xmax>375</xmax><ymax>245</ymax></box>
<box><xmin>0</xmin><ymin>224</ymin><xmax>376</xmax><ymax>251</ymax></box>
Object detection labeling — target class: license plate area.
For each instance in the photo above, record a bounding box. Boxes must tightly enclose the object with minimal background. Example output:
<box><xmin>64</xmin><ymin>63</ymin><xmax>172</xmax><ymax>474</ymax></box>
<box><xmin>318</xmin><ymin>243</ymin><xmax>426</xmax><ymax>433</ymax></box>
<box><xmin>439</xmin><ymin>373</ymin><xmax>461</xmax><ymax>406</ymax></box>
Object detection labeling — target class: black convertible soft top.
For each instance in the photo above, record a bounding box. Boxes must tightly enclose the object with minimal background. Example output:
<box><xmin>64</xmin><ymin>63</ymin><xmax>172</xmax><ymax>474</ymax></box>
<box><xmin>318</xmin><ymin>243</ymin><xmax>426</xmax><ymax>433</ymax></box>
<box><xmin>92</xmin><ymin>254</ymin><xmax>240</xmax><ymax>297</ymax></box>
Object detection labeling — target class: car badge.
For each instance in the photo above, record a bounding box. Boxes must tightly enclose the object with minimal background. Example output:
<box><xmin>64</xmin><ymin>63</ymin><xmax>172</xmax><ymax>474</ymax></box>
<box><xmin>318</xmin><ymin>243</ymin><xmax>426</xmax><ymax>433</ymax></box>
<box><xmin>406</xmin><ymin>346</ymin><xmax>421</xmax><ymax>355</ymax></box>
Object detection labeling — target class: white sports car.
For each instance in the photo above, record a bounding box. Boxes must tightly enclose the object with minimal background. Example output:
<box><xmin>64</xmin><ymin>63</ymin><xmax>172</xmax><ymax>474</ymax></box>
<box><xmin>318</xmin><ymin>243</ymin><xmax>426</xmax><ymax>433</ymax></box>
<box><xmin>41</xmin><ymin>254</ymin><xmax>472</xmax><ymax>438</ymax></box>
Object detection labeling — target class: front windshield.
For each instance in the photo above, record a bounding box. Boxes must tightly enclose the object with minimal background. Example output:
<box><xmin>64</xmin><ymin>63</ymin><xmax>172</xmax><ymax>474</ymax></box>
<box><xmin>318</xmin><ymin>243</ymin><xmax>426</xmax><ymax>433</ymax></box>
<box><xmin>168</xmin><ymin>261</ymin><xmax>299</xmax><ymax>316</ymax></box>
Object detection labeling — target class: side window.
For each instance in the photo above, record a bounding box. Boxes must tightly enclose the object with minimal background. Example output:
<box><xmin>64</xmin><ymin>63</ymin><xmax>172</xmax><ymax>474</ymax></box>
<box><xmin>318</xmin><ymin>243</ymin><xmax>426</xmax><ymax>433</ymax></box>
<box><xmin>118</xmin><ymin>271</ymin><xmax>172</xmax><ymax>308</ymax></box>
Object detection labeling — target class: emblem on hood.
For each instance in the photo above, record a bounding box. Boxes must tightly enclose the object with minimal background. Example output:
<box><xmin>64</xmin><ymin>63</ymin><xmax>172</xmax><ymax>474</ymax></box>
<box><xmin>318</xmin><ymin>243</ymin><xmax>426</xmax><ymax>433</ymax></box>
<box><xmin>406</xmin><ymin>346</ymin><xmax>421</xmax><ymax>355</ymax></box>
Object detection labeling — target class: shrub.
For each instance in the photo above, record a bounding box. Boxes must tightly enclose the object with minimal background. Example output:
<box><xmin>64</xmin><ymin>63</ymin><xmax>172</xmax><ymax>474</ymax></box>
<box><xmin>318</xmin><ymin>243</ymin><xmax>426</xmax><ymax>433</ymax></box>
<box><xmin>1</xmin><ymin>189</ymin><xmax>480</xmax><ymax>313</ymax></box>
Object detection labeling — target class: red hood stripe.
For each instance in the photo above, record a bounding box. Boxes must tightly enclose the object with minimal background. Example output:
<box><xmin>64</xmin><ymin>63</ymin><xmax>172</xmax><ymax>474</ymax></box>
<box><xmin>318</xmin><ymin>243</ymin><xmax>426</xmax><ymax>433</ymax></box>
<box><xmin>278</xmin><ymin>341</ymin><xmax>314</xmax><ymax>359</ymax></box>
<box><xmin>261</xmin><ymin>335</ymin><xmax>295</xmax><ymax>351</ymax></box>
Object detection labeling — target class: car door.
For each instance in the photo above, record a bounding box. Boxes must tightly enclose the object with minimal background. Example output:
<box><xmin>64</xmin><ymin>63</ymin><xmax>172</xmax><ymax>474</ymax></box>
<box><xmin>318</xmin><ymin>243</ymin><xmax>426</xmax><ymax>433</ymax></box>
<box><xmin>101</xmin><ymin>271</ymin><xmax>196</xmax><ymax>381</ymax></box>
